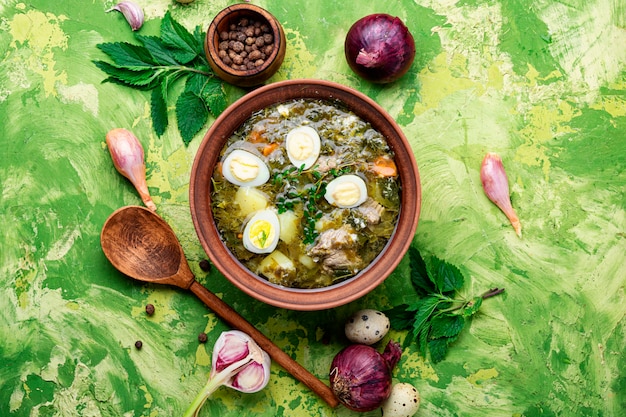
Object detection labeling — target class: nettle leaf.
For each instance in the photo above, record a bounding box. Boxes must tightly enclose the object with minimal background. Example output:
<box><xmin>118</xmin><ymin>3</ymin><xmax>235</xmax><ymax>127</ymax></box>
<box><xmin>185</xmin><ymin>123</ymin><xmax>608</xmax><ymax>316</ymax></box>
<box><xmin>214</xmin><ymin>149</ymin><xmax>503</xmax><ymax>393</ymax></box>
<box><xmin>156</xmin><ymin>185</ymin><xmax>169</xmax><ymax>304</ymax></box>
<box><xmin>429</xmin><ymin>256</ymin><xmax>464</xmax><ymax>294</ymax></box>
<box><xmin>428</xmin><ymin>338</ymin><xmax>450</xmax><ymax>364</ymax></box>
<box><xmin>160</xmin><ymin>11</ymin><xmax>200</xmax><ymax>64</ymax></box>
<box><xmin>409</xmin><ymin>246</ymin><xmax>435</xmax><ymax>296</ymax></box>
<box><xmin>410</xmin><ymin>296</ymin><xmax>441</xmax><ymax>339</ymax></box>
<box><xmin>193</xmin><ymin>26</ymin><xmax>207</xmax><ymax>56</ymax></box>
<box><xmin>97</xmin><ymin>42</ymin><xmax>157</xmax><ymax>67</ymax></box>
<box><xmin>201</xmin><ymin>77</ymin><xmax>228</xmax><ymax>116</ymax></box>
<box><xmin>137</xmin><ymin>35</ymin><xmax>181</xmax><ymax>66</ymax></box>
<box><xmin>176</xmin><ymin>91</ymin><xmax>208</xmax><ymax>145</ymax></box>
<box><xmin>94</xmin><ymin>61</ymin><xmax>163</xmax><ymax>90</ymax></box>
<box><xmin>151</xmin><ymin>85</ymin><xmax>168</xmax><ymax>136</ymax></box>
<box><xmin>429</xmin><ymin>314</ymin><xmax>465</xmax><ymax>339</ymax></box>
<box><xmin>385</xmin><ymin>304</ymin><xmax>415</xmax><ymax>330</ymax></box>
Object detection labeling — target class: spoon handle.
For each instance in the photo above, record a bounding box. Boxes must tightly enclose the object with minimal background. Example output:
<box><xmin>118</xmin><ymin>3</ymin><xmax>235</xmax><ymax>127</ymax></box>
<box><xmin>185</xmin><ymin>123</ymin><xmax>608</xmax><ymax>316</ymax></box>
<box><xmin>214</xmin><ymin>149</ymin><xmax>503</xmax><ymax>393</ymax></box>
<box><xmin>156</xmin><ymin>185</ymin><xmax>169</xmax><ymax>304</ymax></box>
<box><xmin>189</xmin><ymin>280</ymin><xmax>340</xmax><ymax>408</ymax></box>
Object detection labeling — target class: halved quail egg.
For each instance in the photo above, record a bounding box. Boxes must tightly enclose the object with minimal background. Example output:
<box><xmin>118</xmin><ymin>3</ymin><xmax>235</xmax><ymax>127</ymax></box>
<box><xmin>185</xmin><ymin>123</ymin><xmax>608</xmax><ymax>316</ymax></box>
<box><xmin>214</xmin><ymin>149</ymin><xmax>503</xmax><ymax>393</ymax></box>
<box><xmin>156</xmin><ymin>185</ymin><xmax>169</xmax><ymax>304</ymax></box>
<box><xmin>221</xmin><ymin>149</ymin><xmax>270</xmax><ymax>187</ymax></box>
<box><xmin>324</xmin><ymin>174</ymin><xmax>368</xmax><ymax>208</ymax></box>
<box><xmin>285</xmin><ymin>126</ymin><xmax>321</xmax><ymax>170</ymax></box>
<box><xmin>242</xmin><ymin>209</ymin><xmax>280</xmax><ymax>254</ymax></box>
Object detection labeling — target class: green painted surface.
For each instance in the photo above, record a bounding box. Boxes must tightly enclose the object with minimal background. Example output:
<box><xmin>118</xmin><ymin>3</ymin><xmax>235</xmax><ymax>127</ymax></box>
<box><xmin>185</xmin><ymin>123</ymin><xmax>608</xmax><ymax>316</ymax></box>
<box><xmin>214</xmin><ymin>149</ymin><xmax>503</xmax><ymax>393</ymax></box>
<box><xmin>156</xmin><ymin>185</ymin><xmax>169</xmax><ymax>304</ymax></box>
<box><xmin>1</xmin><ymin>0</ymin><xmax>625</xmax><ymax>416</ymax></box>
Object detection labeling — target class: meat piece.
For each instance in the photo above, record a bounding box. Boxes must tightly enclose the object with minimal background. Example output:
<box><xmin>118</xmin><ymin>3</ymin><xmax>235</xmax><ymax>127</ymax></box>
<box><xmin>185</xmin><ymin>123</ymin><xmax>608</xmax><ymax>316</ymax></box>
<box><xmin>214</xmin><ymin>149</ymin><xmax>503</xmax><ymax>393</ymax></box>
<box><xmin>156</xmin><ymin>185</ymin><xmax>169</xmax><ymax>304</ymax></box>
<box><xmin>308</xmin><ymin>227</ymin><xmax>356</xmax><ymax>256</ymax></box>
<box><xmin>308</xmin><ymin>226</ymin><xmax>362</xmax><ymax>274</ymax></box>
<box><xmin>357</xmin><ymin>197</ymin><xmax>385</xmax><ymax>225</ymax></box>
<box><xmin>321</xmin><ymin>249</ymin><xmax>361</xmax><ymax>274</ymax></box>
<box><xmin>315</xmin><ymin>155</ymin><xmax>341</xmax><ymax>173</ymax></box>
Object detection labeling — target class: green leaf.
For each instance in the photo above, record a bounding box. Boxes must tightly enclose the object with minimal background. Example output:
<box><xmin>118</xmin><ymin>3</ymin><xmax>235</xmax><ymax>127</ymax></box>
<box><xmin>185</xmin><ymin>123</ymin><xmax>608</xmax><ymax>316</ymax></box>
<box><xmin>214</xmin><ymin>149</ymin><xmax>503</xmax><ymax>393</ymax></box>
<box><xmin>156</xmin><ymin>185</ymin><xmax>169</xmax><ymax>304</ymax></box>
<box><xmin>97</xmin><ymin>42</ymin><xmax>157</xmax><ymax>67</ymax></box>
<box><xmin>429</xmin><ymin>256</ymin><xmax>464</xmax><ymax>293</ymax></box>
<box><xmin>160</xmin><ymin>11</ymin><xmax>200</xmax><ymax>64</ymax></box>
<box><xmin>461</xmin><ymin>296</ymin><xmax>483</xmax><ymax>317</ymax></box>
<box><xmin>193</xmin><ymin>26</ymin><xmax>208</xmax><ymax>56</ymax></box>
<box><xmin>176</xmin><ymin>91</ymin><xmax>208</xmax><ymax>145</ymax></box>
<box><xmin>429</xmin><ymin>314</ymin><xmax>465</xmax><ymax>339</ymax></box>
<box><xmin>410</xmin><ymin>296</ymin><xmax>441</xmax><ymax>340</ymax></box>
<box><xmin>184</xmin><ymin>72</ymin><xmax>206</xmax><ymax>94</ymax></box>
<box><xmin>137</xmin><ymin>35</ymin><xmax>181</xmax><ymax>66</ymax></box>
<box><xmin>201</xmin><ymin>77</ymin><xmax>228</xmax><ymax>116</ymax></box>
<box><xmin>408</xmin><ymin>246</ymin><xmax>436</xmax><ymax>296</ymax></box>
<box><xmin>428</xmin><ymin>337</ymin><xmax>450</xmax><ymax>364</ymax></box>
<box><xmin>151</xmin><ymin>85</ymin><xmax>168</xmax><ymax>136</ymax></box>
<box><xmin>385</xmin><ymin>304</ymin><xmax>415</xmax><ymax>330</ymax></box>
<box><xmin>93</xmin><ymin>61</ymin><xmax>163</xmax><ymax>90</ymax></box>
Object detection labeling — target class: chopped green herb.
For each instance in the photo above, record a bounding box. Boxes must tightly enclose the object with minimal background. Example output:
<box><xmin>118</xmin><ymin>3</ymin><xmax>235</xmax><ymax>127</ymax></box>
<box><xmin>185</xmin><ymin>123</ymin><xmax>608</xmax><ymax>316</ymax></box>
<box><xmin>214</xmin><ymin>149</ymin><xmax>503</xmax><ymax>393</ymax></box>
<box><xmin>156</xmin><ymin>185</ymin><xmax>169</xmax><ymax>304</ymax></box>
<box><xmin>93</xmin><ymin>12</ymin><xmax>228</xmax><ymax>145</ymax></box>
<box><xmin>273</xmin><ymin>163</ymin><xmax>355</xmax><ymax>244</ymax></box>
<box><xmin>386</xmin><ymin>247</ymin><xmax>505</xmax><ymax>363</ymax></box>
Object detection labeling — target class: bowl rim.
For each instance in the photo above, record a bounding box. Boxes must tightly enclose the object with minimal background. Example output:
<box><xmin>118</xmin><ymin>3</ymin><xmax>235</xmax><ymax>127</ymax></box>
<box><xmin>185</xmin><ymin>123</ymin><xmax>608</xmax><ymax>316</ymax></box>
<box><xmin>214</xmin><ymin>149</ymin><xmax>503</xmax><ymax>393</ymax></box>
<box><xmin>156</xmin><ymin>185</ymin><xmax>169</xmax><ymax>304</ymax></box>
<box><xmin>205</xmin><ymin>3</ymin><xmax>284</xmax><ymax>78</ymax></box>
<box><xmin>189</xmin><ymin>79</ymin><xmax>421</xmax><ymax>310</ymax></box>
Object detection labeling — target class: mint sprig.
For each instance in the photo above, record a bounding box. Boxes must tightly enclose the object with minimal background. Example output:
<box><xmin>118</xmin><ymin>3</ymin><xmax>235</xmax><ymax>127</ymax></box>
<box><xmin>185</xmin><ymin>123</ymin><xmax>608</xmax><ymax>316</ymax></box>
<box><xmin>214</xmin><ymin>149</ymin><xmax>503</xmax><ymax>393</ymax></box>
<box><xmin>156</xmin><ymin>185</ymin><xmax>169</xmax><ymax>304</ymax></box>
<box><xmin>386</xmin><ymin>247</ymin><xmax>505</xmax><ymax>363</ymax></box>
<box><xmin>94</xmin><ymin>11</ymin><xmax>228</xmax><ymax>145</ymax></box>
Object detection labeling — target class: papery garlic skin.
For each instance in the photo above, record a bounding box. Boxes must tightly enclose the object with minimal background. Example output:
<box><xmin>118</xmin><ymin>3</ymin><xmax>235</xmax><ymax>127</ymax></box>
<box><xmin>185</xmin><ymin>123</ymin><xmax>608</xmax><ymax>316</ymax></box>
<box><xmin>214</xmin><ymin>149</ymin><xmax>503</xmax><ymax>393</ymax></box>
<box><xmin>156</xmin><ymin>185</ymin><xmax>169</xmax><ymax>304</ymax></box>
<box><xmin>105</xmin><ymin>128</ymin><xmax>156</xmax><ymax>211</ymax></box>
<box><xmin>107</xmin><ymin>1</ymin><xmax>144</xmax><ymax>31</ymax></box>
<box><xmin>480</xmin><ymin>152</ymin><xmax>522</xmax><ymax>237</ymax></box>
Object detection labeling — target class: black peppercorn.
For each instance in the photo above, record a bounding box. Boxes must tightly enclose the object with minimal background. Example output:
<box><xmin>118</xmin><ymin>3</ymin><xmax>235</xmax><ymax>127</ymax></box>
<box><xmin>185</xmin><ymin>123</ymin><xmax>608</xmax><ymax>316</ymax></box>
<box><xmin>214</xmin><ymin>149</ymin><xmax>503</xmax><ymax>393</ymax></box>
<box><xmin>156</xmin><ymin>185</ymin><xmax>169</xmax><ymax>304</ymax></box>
<box><xmin>145</xmin><ymin>303</ymin><xmax>155</xmax><ymax>316</ymax></box>
<box><xmin>199</xmin><ymin>259</ymin><xmax>211</xmax><ymax>272</ymax></box>
<box><xmin>135</xmin><ymin>340</ymin><xmax>143</xmax><ymax>349</ymax></box>
<box><xmin>198</xmin><ymin>332</ymin><xmax>208</xmax><ymax>343</ymax></box>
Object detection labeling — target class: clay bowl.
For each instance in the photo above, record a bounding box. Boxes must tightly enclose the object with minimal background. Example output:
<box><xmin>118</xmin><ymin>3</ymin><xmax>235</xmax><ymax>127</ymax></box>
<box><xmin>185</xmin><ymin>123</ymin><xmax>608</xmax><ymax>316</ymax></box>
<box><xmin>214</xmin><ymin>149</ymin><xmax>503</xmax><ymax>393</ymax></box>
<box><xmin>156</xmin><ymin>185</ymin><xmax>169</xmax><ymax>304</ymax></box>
<box><xmin>189</xmin><ymin>79</ymin><xmax>421</xmax><ymax>310</ymax></box>
<box><xmin>205</xmin><ymin>3</ymin><xmax>286</xmax><ymax>87</ymax></box>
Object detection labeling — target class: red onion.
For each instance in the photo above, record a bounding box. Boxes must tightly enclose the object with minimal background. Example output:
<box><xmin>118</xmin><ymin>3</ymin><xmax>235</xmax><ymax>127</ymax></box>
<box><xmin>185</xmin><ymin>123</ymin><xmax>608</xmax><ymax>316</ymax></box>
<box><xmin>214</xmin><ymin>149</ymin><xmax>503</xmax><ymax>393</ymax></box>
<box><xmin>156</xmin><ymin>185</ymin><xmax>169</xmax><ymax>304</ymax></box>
<box><xmin>344</xmin><ymin>14</ymin><xmax>415</xmax><ymax>84</ymax></box>
<box><xmin>329</xmin><ymin>340</ymin><xmax>402</xmax><ymax>412</ymax></box>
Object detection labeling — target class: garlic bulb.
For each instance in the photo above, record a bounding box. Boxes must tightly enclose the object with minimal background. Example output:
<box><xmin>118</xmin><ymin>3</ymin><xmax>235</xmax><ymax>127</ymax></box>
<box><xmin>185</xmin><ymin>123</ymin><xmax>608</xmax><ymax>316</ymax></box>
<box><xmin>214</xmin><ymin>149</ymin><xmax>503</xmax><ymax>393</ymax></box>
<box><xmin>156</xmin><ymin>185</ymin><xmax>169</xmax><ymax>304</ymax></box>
<box><xmin>480</xmin><ymin>153</ymin><xmax>522</xmax><ymax>237</ymax></box>
<box><xmin>106</xmin><ymin>1</ymin><xmax>144</xmax><ymax>31</ymax></box>
<box><xmin>105</xmin><ymin>128</ymin><xmax>156</xmax><ymax>211</ymax></box>
<box><xmin>183</xmin><ymin>330</ymin><xmax>271</xmax><ymax>417</ymax></box>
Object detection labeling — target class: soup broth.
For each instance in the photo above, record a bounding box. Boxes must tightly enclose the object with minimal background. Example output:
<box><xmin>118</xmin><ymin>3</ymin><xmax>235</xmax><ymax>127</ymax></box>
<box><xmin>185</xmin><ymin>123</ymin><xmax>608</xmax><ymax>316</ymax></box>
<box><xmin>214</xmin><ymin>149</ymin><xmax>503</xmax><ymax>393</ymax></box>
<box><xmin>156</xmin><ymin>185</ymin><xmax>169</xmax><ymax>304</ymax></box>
<box><xmin>211</xmin><ymin>99</ymin><xmax>401</xmax><ymax>288</ymax></box>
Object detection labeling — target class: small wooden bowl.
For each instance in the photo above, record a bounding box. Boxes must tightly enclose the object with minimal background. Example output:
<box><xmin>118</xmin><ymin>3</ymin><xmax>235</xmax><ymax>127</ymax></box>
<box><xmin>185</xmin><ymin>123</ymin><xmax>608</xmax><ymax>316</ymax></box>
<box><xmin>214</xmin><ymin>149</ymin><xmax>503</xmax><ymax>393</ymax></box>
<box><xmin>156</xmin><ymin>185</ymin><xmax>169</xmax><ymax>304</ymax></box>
<box><xmin>189</xmin><ymin>80</ymin><xmax>421</xmax><ymax>310</ymax></box>
<box><xmin>205</xmin><ymin>4</ymin><xmax>286</xmax><ymax>87</ymax></box>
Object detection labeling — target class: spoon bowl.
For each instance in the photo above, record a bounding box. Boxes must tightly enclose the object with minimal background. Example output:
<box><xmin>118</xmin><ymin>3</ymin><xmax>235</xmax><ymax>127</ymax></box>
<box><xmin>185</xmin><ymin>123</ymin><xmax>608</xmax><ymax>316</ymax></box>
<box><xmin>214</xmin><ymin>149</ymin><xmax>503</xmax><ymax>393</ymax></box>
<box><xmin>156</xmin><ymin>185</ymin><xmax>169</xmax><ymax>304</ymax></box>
<box><xmin>101</xmin><ymin>205</ymin><xmax>195</xmax><ymax>288</ymax></box>
<box><xmin>100</xmin><ymin>205</ymin><xmax>339</xmax><ymax>408</ymax></box>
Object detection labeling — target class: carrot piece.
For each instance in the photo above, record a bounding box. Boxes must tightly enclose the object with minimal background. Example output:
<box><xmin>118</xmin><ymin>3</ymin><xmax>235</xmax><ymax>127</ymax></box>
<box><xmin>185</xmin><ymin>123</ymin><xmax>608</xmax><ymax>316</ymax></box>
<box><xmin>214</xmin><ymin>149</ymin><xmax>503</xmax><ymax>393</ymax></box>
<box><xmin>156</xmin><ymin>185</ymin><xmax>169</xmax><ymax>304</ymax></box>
<box><xmin>371</xmin><ymin>156</ymin><xmax>398</xmax><ymax>177</ymax></box>
<box><xmin>262</xmin><ymin>142</ymin><xmax>280</xmax><ymax>156</ymax></box>
<box><xmin>248</xmin><ymin>128</ymin><xmax>266</xmax><ymax>143</ymax></box>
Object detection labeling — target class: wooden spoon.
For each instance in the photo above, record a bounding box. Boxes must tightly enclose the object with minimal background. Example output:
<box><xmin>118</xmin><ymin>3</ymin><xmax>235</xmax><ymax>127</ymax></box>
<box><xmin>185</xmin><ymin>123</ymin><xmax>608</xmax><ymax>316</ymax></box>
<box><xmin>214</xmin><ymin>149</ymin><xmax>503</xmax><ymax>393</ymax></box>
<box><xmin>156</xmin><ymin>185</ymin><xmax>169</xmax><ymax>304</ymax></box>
<box><xmin>100</xmin><ymin>205</ymin><xmax>339</xmax><ymax>408</ymax></box>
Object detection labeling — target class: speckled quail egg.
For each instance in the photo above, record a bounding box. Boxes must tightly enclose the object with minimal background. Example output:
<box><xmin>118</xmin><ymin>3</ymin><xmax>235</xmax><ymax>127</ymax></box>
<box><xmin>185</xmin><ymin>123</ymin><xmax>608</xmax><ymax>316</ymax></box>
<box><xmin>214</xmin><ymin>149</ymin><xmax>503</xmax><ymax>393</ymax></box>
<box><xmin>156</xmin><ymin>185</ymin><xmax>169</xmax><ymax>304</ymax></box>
<box><xmin>345</xmin><ymin>309</ymin><xmax>390</xmax><ymax>345</ymax></box>
<box><xmin>325</xmin><ymin>174</ymin><xmax>368</xmax><ymax>208</ymax></box>
<box><xmin>221</xmin><ymin>149</ymin><xmax>270</xmax><ymax>187</ymax></box>
<box><xmin>381</xmin><ymin>383</ymin><xmax>421</xmax><ymax>417</ymax></box>
<box><xmin>285</xmin><ymin>126</ymin><xmax>321</xmax><ymax>169</ymax></box>
<box><xmin>242</xmin><ymin>209</ymin><xmax>280</xmax><ymax>254</ymax></box>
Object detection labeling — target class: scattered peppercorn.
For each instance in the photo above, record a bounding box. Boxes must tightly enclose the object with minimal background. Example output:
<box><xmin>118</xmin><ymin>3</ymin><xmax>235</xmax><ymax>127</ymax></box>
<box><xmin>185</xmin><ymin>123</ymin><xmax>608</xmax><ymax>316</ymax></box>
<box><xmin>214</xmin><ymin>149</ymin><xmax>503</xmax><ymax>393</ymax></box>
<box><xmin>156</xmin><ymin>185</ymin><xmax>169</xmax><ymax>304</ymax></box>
<box><xmin>145</xmin><ymin>303</ymin><xmax>155</xmax><ymax>316</ymax></box>
<box><xmin>198</xmin><ymin>332</ymin><xmax>208</xmax><ymax>343</ymax></box>
<box><xmin>135</xmin><ymin>340</ymin><xmax>143</xmax><ymax>349</ymax></box>
<box><xmin>218</xmin><ymin>17</ymin><xmax>274</xmax><ymax>71</ymax></box>
<box><xmin>199</xmin><ymin>259</ymin><xmax>211</xmax><ymax>272</ymax></box>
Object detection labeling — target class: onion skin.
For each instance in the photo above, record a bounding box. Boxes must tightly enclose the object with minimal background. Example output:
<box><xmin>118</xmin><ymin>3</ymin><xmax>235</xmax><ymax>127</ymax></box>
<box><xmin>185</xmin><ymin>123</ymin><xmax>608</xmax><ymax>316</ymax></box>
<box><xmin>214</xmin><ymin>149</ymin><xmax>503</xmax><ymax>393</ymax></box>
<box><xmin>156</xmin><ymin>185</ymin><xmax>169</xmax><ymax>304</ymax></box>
<box><xmin>345</xmin><ymin>14</ymin><xmax>416</xmax><ymax>84</ymax></box>
<box><xmin>329</xmin><ymin>340</ymin><xmax>402</xmax><ymax>412</ymax></box>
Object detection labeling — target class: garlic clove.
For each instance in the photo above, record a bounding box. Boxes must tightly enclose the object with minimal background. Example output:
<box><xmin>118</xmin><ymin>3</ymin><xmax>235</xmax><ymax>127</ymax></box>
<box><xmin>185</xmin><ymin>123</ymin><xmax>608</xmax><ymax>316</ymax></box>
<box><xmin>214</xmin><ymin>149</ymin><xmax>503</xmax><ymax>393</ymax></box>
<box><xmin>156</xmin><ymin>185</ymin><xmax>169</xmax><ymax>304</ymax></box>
<box><xmin>105</xmin><ymin>128</ymin><xmax>156</xmax><ymax>211</ymax></box>
<box><xmin>211</xmin><ymin>331</ymin><xmax>252</xmax><ymax>373</ymax></box>
<box><xmin>227</xmin><ymin>360</ymin><xmax>271</xmax><ymax>392</ymax></box>
<box><xmin>480</xmin><ymin>152</ymin><xmax>522</xmax><ymax>237</ymax></box>
<box><xmin>106</xmin><ymin>1</ymin><xmax>144</xmax><ymax>31</ymax></box>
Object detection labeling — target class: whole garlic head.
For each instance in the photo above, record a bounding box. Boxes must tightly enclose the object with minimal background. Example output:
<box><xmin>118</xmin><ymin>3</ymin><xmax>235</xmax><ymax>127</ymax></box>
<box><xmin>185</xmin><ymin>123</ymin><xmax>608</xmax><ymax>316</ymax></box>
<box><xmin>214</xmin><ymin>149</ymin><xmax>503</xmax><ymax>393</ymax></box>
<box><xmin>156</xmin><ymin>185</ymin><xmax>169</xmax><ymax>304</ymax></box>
<box><xmin>345</xmin><ymin>309</ymin><xmax>390</xmax><ymax>345</ymax></box>
<box><xmin>381</xmin><ymin>382</ymin><xmax>421</xmax><ymax>417</ymax></box>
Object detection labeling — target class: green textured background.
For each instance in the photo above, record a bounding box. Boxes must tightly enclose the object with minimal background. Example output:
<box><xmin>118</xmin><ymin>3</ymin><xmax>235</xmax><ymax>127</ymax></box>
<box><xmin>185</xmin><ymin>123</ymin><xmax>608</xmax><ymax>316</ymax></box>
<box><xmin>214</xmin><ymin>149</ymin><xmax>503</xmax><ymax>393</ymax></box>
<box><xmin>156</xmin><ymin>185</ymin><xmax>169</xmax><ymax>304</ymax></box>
<box><xmin>1</xmin><ymin>0</ymin><xmax>625</xmax><ymax>416</ymax></box>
